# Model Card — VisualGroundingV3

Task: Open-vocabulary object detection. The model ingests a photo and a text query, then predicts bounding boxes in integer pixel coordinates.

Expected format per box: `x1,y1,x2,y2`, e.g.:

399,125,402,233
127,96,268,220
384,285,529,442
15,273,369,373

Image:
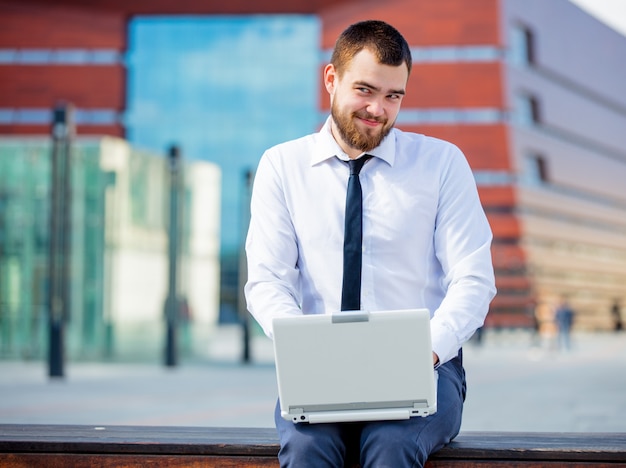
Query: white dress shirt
245,117,496,365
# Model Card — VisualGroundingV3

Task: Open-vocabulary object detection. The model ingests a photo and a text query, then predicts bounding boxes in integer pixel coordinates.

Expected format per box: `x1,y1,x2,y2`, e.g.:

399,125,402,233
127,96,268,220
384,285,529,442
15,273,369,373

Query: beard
331,100,394,153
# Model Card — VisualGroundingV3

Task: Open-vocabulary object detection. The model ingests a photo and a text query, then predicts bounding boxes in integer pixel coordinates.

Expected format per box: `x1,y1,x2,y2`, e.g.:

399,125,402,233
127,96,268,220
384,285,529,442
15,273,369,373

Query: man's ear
323,63,337,96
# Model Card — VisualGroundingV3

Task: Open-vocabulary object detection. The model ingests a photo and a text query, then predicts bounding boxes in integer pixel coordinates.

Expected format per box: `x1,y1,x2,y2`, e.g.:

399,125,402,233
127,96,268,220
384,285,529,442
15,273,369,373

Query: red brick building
2,0,625,331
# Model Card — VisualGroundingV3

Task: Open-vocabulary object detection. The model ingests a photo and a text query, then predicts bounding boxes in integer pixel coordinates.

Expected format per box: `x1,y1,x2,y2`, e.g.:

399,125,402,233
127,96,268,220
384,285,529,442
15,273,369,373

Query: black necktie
341,156,371,311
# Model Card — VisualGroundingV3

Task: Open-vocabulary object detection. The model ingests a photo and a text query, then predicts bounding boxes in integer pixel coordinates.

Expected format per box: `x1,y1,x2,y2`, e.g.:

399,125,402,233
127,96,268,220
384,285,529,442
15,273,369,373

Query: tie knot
348,156,371,176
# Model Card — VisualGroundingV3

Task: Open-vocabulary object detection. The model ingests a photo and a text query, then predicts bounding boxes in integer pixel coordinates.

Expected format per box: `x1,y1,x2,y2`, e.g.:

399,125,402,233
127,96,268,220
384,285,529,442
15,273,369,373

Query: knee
360,413,461,468
278,426,347,468
361,421,428,467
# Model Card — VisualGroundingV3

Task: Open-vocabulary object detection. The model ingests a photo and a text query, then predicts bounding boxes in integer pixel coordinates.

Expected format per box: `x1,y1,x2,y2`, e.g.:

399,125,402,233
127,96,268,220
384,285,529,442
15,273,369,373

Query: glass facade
124,15,320,322
125,15,320,255
1,140,52,358
0,138,221,361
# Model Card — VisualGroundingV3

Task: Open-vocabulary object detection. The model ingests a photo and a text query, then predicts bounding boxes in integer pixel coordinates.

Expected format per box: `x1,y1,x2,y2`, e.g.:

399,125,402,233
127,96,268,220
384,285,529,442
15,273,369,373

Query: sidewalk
1,328,625,432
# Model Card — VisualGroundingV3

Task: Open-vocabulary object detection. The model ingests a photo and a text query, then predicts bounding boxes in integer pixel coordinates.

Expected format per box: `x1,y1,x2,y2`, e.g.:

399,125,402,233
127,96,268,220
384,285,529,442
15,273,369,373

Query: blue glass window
125,16,320,253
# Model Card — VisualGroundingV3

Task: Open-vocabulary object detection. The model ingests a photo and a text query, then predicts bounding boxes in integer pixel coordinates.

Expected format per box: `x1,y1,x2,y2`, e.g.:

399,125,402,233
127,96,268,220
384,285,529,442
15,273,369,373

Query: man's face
325,48,408,158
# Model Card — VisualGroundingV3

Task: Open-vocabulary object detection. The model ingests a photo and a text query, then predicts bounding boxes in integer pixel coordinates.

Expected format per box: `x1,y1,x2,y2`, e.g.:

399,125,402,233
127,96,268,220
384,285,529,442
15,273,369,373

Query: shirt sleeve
244,151,302,338
429,146,497,364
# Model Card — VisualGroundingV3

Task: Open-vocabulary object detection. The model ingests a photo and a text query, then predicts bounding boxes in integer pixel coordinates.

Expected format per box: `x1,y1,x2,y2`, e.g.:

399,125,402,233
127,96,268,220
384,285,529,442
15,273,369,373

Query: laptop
272,308,437,424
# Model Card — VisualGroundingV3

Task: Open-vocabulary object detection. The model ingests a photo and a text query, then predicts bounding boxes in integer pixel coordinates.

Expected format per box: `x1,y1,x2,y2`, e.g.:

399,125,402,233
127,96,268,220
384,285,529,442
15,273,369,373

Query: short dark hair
330,20,412,76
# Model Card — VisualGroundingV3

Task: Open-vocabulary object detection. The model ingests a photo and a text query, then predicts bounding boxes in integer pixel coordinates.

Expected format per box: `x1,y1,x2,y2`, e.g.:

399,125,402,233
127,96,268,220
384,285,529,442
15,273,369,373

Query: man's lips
356,114,385,127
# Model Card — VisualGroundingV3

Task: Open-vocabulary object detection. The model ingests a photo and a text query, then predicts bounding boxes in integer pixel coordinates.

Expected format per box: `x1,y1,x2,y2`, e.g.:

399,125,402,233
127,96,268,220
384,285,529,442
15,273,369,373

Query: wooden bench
1,424,625,467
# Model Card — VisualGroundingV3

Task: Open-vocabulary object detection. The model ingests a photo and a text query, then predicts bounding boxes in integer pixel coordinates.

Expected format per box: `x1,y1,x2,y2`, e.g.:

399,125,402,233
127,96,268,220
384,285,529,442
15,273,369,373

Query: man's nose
366,98,384,117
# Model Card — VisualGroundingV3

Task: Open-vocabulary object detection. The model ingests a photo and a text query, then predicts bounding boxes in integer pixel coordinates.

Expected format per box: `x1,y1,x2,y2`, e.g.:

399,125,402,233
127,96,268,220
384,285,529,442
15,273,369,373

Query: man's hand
432,352,439,367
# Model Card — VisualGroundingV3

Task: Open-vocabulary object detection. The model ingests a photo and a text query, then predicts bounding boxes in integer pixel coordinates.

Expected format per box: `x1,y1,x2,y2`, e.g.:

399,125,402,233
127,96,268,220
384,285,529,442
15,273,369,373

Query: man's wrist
432,352,440,368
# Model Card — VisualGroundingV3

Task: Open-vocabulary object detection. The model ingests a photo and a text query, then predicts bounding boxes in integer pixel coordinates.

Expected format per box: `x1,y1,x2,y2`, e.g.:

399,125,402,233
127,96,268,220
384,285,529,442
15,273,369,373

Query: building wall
0,1,126,137
7,0,353,15
0,0,354,137
320,0,501,48
2,0,625,333
502,0,626,330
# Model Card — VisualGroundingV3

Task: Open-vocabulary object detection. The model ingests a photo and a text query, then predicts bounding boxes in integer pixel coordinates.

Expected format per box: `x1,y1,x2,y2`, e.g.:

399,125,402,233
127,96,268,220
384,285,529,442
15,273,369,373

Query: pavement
1,326,626,433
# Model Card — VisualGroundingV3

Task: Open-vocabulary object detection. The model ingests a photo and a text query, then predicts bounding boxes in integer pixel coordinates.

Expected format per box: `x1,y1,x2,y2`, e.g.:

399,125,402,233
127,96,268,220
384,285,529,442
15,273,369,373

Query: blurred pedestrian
526,297,540,347
612,300,622,332
554,298,574,351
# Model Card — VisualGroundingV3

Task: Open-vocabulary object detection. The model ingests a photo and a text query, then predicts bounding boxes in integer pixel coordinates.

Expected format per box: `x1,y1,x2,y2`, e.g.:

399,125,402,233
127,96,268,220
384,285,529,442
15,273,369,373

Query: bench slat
0,425,278,456
439,432,626,461
2,454,624,468
1,454,279,468
1,425,625,464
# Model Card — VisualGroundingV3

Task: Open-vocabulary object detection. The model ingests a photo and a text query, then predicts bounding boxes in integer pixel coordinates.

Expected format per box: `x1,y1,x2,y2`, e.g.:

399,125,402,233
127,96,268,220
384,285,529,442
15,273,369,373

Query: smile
359,118,381,127
356,114,385,128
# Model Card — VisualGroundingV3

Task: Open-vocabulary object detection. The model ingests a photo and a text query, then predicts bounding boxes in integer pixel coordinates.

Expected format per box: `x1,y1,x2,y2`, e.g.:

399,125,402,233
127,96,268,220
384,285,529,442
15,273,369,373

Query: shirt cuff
430,321,460,366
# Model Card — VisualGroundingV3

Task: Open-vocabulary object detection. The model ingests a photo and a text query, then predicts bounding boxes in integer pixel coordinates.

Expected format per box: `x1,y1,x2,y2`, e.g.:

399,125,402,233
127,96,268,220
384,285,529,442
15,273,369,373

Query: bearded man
245,20,496,468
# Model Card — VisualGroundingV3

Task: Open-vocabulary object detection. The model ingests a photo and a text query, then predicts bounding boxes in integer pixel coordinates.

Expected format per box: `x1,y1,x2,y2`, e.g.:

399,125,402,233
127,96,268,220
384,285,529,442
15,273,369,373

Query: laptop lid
272,308,437,424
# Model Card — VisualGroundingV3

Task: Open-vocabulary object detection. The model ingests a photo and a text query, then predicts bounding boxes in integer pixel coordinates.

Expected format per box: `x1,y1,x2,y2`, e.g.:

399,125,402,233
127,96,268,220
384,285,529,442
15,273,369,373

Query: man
555,298,575,350
245,20,496,467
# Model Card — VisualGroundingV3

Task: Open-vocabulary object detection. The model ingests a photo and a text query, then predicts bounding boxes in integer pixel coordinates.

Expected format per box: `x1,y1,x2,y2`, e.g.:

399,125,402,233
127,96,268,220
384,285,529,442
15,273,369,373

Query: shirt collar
312,116,397,167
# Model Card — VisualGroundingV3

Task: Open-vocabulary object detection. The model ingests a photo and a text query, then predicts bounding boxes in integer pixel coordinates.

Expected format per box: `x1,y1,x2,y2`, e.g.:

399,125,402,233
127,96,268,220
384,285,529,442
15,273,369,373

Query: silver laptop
272,308,437,424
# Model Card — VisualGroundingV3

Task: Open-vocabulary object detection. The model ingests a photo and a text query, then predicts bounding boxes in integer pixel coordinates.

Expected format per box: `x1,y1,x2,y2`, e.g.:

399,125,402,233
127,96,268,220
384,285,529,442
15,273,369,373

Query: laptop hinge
332,311,369,323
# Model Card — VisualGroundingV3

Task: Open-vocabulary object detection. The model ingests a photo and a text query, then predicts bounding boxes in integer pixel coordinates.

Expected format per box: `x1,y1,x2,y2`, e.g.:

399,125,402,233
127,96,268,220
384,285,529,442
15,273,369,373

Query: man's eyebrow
354,80,405,95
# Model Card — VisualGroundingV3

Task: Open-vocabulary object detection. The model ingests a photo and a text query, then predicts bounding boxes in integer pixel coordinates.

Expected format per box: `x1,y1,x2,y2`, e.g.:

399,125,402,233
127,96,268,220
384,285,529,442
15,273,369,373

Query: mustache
353,111,387,124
